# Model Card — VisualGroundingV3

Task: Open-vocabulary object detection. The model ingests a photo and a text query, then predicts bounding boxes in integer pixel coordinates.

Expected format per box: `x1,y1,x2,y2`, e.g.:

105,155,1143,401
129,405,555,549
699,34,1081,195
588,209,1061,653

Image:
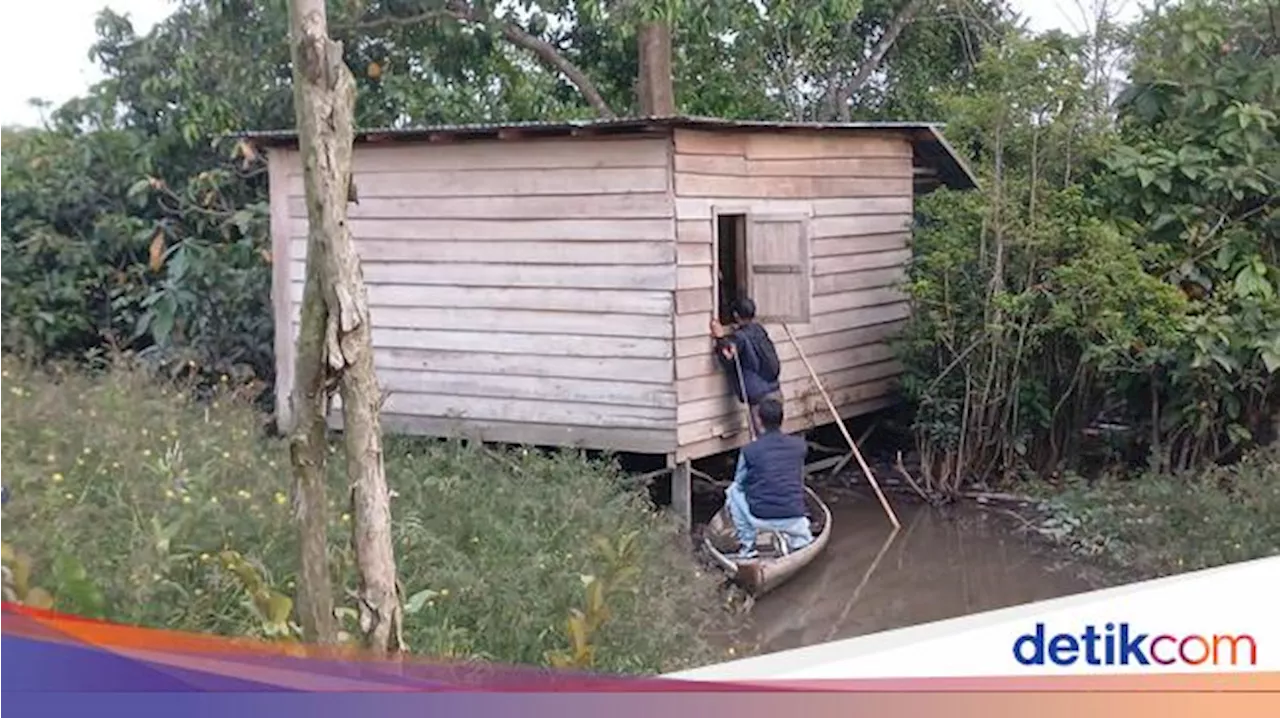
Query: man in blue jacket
710,298,782,435
724,397,813,559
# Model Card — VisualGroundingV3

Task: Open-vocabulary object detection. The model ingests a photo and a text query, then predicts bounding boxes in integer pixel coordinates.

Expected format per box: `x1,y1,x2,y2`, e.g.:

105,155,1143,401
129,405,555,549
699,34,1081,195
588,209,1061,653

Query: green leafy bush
1036,445,1280,578
0,356,726,673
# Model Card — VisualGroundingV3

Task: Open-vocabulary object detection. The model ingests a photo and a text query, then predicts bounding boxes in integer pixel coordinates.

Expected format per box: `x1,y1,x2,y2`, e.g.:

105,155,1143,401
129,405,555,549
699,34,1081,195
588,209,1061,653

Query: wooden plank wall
269,136,679,454
671,129,915,461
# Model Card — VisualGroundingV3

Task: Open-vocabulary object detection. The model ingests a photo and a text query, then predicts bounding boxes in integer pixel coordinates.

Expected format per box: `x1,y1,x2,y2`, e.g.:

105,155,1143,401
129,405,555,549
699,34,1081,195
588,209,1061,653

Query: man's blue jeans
725,454,814,552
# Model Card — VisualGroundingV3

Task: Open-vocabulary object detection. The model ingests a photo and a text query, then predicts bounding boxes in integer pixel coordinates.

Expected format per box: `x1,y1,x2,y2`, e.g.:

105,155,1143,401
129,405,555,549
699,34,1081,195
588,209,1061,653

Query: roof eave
234,115,979,192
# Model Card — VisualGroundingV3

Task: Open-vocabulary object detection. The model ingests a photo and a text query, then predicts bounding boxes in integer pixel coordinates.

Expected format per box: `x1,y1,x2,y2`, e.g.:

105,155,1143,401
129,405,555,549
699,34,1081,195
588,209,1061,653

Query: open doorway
715,213,748,323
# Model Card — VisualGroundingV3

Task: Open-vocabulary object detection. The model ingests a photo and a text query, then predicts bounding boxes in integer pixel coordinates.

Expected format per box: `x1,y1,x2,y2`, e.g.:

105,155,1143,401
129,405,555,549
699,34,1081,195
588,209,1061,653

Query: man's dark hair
757,397,784,431
732,297,757,321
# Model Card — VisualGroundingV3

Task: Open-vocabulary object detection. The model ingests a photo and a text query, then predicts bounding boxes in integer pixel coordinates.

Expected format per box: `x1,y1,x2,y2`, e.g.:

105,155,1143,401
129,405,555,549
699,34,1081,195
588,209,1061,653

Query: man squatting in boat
722,398,815,560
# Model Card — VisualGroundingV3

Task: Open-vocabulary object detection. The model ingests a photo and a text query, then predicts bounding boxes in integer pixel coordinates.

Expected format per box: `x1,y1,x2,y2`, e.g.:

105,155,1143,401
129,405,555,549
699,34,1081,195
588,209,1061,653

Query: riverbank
810,440,1280,588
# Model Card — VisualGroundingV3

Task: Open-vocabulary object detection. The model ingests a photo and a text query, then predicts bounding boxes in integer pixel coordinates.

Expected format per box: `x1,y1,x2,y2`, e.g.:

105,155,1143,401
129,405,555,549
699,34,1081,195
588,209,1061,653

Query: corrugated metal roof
235,115,978,191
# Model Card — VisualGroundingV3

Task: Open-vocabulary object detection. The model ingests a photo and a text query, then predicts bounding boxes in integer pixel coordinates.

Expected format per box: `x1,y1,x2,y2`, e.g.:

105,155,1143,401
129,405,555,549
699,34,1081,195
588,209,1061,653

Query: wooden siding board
346,393,673,430
289,284,673,316
373,348,673,385
812,233,908,258
344,413,676,455
288,239,673,265
268,148,296,430
675,196,912,220
285,193,674,220
288,306,672,339
674,174,914,198
331,137,671,173
285,325,675,359
285,167,669,197
290,218,676,242
376,368,676,409
286,261,676,291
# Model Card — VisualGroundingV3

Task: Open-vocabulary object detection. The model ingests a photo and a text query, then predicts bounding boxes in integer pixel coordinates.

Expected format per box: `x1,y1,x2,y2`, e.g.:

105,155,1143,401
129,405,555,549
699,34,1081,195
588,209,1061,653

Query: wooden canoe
701,485,832,596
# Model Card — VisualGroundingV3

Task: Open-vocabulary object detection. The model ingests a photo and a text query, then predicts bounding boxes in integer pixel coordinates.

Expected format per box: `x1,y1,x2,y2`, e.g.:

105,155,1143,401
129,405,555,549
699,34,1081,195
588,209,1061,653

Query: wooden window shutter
746,213,811,323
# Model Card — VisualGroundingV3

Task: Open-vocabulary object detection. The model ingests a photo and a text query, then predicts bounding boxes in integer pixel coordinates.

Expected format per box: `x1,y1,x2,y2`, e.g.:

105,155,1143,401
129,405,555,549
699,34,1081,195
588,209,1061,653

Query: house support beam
671,457,692,530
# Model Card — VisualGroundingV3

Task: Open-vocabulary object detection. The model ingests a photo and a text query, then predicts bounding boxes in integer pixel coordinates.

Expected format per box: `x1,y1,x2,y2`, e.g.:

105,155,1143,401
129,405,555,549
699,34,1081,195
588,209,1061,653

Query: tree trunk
287,0,404,654
636,21,675,115
287,223,337,644
834,0,926,121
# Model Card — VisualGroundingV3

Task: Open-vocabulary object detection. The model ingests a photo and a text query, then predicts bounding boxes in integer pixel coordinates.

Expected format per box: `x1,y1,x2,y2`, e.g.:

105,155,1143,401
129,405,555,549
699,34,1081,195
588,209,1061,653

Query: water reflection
745,489,1102,653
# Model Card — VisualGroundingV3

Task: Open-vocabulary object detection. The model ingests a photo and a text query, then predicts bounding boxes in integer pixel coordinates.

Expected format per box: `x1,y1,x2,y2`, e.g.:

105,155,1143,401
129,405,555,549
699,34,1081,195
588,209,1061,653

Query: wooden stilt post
781,322,901,529
671,458,692,530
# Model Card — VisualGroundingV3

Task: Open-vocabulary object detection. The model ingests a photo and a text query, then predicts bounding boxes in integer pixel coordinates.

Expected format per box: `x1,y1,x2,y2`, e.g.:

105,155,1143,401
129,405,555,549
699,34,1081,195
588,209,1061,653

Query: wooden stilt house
244,116,977,510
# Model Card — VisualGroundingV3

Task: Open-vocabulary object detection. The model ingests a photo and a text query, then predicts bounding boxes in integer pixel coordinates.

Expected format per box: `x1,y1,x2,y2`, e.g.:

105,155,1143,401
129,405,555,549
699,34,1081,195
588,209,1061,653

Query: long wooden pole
731,347,757,441
781,322,901,529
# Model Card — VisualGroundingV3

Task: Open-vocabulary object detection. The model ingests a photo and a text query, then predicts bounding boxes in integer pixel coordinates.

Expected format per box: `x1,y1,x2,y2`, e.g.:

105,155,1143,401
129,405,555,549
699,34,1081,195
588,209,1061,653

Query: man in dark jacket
724,398,813,559
710,298,782,434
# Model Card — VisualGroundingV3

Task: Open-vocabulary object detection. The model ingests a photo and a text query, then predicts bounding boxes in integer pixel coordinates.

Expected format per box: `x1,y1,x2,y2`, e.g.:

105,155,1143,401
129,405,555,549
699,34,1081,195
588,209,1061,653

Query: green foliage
0,357,724,672
1100,0,1280,468
896,2,1279,492
1036,445,1280,578
1,3,280,397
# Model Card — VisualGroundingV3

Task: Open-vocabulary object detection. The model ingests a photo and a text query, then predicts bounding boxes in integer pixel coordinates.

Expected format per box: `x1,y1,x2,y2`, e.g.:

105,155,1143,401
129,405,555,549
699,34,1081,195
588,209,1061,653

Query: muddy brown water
715,487,1108,655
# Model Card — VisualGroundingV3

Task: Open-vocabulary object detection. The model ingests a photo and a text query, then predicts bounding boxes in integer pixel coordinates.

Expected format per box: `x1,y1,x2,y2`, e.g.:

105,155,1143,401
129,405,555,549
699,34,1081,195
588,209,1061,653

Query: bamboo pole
781,322,901,529
731,348,757,441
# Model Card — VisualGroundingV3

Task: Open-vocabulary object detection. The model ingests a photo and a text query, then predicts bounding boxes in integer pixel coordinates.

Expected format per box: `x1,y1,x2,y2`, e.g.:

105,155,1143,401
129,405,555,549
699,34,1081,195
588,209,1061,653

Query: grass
0,356,730,673
1032,445,1280,579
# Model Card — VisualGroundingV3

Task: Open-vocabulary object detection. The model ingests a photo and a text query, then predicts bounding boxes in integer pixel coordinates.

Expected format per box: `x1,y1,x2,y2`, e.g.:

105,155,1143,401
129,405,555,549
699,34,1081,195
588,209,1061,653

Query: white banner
670,557,1280,680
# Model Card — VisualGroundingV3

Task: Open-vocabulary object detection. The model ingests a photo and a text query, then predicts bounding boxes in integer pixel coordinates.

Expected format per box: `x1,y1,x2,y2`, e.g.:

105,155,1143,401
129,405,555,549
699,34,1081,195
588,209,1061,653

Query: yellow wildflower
236,489,251,500
222,452,231,459
143,449,152,457
340,513,350,523
82,447,92,455
45,454,56,463
209,496,219,504
274,492,287,505
165,489,176,499
52,472,64,483
182,495,192,504
200,553,211,562
64,492,74,500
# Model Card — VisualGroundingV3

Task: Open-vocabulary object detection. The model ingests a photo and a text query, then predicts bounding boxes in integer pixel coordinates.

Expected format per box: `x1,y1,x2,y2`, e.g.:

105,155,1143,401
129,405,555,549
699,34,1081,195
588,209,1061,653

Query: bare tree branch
835,0,928,121
348,2,617,119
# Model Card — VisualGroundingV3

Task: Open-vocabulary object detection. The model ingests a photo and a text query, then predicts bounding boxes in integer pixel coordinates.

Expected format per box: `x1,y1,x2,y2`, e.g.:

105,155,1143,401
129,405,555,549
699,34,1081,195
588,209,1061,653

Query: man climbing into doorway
723,397,813,559
710,297,782,435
